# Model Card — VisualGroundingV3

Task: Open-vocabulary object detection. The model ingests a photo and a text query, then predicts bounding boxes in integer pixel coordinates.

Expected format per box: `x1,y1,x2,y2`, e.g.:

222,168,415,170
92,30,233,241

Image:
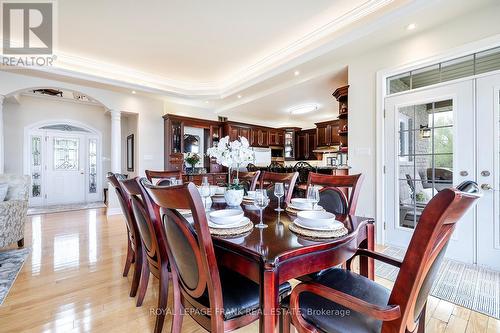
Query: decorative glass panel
54,138,79,170
89,139,97,193
398,100,453,229
31,136,42,197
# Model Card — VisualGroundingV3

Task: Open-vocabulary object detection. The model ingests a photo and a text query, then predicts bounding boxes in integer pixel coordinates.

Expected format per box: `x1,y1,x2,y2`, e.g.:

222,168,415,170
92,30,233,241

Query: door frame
375,34,500,245
23,119,103,206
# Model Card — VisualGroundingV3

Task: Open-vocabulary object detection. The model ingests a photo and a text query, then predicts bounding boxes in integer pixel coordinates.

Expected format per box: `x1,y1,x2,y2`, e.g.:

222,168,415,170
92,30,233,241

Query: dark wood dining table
209,201,375,333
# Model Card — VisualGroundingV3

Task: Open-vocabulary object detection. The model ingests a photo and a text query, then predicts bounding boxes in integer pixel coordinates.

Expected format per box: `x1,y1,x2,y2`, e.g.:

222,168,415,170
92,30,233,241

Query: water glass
274,182,284,212
307,185,320,210
200,178,211,210
254,189,269,229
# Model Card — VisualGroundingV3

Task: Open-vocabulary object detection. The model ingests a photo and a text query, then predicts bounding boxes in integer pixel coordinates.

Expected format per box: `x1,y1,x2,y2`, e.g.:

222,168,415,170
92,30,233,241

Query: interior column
0,95,5,174
110,110,121,173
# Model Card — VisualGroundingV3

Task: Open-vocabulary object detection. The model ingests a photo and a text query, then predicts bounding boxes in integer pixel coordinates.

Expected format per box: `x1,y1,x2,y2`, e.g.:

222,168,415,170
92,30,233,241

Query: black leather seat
284,268,390,333
197,267,291,320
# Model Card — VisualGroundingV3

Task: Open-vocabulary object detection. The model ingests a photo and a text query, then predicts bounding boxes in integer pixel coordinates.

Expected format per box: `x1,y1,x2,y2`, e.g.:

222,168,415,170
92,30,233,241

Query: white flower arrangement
207,136,255,189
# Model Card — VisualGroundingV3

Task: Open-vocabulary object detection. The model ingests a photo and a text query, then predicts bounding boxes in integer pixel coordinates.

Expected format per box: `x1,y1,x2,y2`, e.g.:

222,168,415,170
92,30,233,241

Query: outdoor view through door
398,100,453,229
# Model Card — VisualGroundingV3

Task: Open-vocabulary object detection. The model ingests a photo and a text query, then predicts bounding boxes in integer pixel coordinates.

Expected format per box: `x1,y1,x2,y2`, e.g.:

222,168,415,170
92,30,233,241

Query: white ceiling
48,0,394,95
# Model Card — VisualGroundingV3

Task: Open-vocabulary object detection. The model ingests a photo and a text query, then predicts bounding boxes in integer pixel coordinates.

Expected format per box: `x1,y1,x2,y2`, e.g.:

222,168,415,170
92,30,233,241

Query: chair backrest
293,161,314,184
232,170,260,191
246,163,258,172
268,161,285,173
307,173,364,216
107,173,138,246
0,174,30,201
385,184,481,333
260,171,299,204
145,170,183,185
144,181,225,330
121,177,169,278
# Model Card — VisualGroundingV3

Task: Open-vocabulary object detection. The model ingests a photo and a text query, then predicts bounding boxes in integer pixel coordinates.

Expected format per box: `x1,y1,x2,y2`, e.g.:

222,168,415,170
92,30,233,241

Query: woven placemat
209,220,254,236
285,205,325,216
289,222,348,239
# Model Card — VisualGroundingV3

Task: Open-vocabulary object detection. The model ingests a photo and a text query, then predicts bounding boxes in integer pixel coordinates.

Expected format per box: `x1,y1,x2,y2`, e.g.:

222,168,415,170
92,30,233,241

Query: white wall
4,95,111,182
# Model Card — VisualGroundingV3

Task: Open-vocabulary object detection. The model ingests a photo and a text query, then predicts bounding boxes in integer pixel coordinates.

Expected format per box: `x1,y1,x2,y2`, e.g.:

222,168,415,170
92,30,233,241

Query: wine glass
254,189,269,229
307,185,320,211
200,177,211,210
274,182,284,212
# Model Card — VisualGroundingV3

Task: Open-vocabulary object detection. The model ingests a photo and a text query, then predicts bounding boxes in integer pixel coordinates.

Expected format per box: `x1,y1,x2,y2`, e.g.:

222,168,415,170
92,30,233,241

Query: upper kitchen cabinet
223,122,252,141
296,128,318,160
250,127,269,147
315,119,340,147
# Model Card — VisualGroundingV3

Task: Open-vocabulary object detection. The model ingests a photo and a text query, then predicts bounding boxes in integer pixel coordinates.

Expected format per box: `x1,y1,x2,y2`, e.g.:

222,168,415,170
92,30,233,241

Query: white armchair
0,174,30,248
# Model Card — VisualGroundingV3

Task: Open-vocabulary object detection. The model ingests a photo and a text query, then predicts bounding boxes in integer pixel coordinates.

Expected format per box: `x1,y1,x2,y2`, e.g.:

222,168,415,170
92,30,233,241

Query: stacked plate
208,209,249,229
212,186,226,203
242,190,257,204
293,211,344,231
286,198,324,215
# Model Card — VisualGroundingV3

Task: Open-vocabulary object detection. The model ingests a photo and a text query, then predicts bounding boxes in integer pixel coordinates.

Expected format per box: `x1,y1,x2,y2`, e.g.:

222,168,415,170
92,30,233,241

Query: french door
476,74,500,269
385,74,500,270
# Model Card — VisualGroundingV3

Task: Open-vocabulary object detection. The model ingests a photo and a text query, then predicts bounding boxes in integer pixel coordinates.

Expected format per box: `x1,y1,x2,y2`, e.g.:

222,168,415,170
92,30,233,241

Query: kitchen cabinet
295,129,317,160
315,120,340,147
250,127,269,147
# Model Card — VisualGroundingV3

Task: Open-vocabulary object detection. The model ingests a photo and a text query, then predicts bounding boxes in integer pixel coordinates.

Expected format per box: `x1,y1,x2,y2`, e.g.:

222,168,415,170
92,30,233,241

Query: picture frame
127,134,134,171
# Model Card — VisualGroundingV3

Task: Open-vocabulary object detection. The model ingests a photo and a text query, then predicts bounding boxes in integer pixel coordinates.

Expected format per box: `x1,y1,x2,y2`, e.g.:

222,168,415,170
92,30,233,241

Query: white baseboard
106,207,123,216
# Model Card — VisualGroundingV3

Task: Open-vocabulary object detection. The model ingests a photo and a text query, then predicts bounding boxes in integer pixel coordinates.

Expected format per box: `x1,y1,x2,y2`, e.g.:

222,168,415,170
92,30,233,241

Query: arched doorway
24,119,103,207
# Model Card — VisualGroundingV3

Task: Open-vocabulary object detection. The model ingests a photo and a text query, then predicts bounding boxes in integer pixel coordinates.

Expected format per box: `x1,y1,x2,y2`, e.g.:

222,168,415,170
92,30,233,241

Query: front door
45,133,86,205
384,80,475,263
476,73,500,270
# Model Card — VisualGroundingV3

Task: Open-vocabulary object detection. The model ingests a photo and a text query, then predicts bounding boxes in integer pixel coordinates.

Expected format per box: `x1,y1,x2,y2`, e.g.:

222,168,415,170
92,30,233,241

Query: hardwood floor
0,209,498,332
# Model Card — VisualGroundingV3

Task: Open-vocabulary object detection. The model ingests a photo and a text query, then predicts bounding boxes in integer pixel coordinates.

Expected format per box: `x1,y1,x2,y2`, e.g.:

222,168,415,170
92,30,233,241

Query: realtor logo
2,2,53,55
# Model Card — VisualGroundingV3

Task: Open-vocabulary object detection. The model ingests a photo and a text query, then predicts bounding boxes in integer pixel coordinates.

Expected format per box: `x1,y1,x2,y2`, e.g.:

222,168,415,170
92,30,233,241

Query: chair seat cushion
198,268,291,320
287,268,390,333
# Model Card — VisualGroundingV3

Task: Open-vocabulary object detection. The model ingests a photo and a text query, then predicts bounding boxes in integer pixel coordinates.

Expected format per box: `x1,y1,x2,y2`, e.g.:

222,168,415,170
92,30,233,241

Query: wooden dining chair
284,182,481,333
106,173,142,298
145,170,183,185
231,170,260,191
307,173,364,216
259,171,299,204
121,178,171,333
144,181,291,333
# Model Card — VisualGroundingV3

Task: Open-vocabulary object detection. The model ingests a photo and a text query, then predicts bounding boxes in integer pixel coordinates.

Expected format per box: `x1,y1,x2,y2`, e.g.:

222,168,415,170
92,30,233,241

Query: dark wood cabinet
295,129,318,160
315,120,340,147
163,114,221,171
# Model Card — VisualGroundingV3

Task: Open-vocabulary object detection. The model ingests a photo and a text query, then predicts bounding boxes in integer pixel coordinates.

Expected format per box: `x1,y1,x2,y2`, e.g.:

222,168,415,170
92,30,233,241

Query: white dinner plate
293,218,344,232
208,217,250,229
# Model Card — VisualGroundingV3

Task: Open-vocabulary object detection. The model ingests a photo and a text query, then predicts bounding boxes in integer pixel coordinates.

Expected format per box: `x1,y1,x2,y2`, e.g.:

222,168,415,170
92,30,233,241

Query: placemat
210,220,254,236
289,222,348,239
285,205,325,216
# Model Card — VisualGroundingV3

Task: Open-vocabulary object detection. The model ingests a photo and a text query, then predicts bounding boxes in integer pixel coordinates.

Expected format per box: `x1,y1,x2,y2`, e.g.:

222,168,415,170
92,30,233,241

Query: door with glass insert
385,80,475,263
476,73,500,270
46,133,86,205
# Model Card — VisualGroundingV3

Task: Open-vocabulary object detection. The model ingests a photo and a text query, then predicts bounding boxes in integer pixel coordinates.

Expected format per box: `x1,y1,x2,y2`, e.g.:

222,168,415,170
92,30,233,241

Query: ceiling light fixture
294,70,300,76
287,103,320,115
406,23,416,31
131,90,136,94
237,94,242,99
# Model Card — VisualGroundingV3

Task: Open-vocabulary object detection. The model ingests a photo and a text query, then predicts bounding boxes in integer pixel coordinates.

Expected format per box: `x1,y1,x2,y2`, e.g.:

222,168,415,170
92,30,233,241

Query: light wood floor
0,209,498,332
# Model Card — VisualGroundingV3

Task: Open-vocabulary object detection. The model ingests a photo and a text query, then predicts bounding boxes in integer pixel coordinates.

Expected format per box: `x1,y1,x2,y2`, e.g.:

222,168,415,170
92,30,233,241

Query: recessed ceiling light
237,94,242,99
287,103,320,115
205,101,210,104
131,90,136,94
294,70,300,76
407,23,416,31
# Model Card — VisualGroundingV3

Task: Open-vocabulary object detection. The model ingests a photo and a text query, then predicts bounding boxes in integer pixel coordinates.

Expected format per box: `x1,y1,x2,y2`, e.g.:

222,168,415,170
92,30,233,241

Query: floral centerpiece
207,136,255,206
184,152,201,173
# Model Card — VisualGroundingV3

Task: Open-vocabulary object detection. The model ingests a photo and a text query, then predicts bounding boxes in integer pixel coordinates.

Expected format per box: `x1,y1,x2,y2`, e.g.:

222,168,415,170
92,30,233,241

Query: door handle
481,183,494,191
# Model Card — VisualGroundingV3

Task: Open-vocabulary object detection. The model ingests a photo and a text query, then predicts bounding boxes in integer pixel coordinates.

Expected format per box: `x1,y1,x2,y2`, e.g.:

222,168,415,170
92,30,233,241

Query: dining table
209,200,375,333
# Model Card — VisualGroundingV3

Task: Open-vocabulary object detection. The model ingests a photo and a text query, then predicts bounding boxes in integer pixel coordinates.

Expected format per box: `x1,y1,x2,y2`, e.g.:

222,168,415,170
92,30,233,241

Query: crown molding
0,0,397,99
